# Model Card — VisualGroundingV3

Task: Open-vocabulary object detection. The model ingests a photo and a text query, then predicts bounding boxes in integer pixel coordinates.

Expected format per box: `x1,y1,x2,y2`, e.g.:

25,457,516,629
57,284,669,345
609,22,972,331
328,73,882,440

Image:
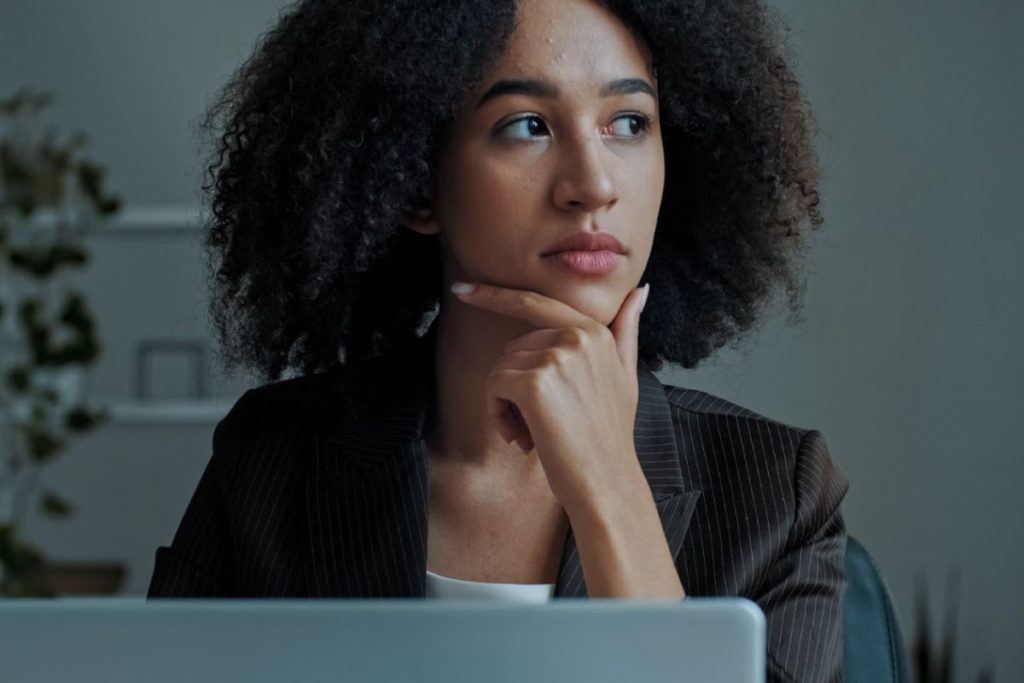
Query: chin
551,286,626,325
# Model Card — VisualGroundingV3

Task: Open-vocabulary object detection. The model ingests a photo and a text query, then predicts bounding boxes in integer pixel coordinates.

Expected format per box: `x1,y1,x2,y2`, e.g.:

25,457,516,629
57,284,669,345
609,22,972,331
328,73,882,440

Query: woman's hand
450,280,650,516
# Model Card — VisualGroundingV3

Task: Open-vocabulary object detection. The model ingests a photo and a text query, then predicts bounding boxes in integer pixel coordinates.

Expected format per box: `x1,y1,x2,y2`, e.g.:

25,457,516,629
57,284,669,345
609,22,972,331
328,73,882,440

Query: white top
425,569,555,602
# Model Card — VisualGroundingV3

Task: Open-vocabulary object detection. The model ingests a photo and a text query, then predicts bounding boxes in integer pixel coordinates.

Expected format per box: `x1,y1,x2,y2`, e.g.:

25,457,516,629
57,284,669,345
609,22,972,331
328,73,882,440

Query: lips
546,250,622,275
542,231,627,256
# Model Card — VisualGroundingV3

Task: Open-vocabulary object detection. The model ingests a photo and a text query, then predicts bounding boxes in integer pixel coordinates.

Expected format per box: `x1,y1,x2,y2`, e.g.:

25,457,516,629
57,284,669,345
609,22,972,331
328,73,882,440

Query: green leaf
5,365,31,393
18,421,64,463
0,522,46,572
8,244,87,279
64,404,111,432
0,522,55,597
40,490,74,517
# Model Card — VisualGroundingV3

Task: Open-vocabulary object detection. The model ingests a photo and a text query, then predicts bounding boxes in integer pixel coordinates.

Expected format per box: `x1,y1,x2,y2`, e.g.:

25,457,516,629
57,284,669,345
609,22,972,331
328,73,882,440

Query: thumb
609,282,649,370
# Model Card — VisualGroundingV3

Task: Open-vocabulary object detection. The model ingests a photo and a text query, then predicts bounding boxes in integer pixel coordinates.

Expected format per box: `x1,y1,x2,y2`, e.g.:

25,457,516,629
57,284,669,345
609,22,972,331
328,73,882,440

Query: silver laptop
0,597,765,682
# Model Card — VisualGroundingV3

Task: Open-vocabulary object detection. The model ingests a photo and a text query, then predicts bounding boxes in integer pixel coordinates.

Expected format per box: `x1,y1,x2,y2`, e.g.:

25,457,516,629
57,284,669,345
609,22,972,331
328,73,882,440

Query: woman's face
410,0,664,326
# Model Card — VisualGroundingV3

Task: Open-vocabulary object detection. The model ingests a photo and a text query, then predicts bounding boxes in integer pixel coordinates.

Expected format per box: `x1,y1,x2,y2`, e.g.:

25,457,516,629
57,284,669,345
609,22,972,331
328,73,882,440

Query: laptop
0,597,765,682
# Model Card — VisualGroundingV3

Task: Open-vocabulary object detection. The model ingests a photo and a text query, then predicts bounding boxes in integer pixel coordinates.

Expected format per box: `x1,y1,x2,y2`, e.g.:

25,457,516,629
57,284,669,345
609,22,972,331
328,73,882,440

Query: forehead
486,0,655,86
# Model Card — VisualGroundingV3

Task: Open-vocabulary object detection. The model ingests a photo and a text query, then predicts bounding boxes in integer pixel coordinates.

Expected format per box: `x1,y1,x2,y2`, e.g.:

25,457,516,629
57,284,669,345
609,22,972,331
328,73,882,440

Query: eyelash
496,112,655,141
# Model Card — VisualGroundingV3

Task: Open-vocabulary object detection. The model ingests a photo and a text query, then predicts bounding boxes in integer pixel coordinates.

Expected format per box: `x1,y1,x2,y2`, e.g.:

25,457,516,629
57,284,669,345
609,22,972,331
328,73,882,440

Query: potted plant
912,567,995,683
0,87,120,597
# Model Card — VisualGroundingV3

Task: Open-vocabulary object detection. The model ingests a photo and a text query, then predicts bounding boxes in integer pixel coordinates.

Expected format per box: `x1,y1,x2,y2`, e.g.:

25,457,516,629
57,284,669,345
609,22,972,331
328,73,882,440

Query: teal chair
844,536,910,682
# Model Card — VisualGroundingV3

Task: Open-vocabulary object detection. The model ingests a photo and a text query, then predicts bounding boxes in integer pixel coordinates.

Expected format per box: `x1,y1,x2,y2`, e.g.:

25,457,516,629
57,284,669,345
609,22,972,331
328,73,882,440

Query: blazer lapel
306,326,702,598
306,366,431,598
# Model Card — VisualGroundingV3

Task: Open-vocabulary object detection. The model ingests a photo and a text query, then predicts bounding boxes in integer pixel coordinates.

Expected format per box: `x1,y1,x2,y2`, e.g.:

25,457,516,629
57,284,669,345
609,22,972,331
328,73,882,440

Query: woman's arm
756,429,850,683
146,397,249,599
146,453,233,598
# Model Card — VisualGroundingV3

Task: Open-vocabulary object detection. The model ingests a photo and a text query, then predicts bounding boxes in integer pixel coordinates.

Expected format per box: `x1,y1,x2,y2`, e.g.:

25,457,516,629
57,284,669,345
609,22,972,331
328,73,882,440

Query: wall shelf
8,206,206,235
100,399,234,426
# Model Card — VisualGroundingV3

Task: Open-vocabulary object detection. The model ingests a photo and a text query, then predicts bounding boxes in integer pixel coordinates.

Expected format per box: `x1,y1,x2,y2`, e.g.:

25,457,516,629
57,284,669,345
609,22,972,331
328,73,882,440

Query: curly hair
199,0,823,398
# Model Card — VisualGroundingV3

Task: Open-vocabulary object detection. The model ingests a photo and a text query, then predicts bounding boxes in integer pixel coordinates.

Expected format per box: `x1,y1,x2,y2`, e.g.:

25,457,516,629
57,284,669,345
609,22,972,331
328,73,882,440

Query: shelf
5,206,206,234
101,399,234,426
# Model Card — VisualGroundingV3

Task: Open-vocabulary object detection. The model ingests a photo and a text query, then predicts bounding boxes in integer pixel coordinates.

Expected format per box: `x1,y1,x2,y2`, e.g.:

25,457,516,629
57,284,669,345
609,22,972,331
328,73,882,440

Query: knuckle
513,291,535,308
568,327,588,348
524,371,545,398
485,368,505,391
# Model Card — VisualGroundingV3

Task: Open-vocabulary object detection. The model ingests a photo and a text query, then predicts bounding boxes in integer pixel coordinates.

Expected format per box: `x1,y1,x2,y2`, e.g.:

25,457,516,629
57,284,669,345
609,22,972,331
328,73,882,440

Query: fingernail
451,282,477,295
640,283,651,311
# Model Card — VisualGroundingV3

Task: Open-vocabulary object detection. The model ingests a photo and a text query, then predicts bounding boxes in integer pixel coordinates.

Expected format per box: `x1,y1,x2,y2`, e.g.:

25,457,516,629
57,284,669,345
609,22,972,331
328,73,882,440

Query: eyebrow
475,77,656,109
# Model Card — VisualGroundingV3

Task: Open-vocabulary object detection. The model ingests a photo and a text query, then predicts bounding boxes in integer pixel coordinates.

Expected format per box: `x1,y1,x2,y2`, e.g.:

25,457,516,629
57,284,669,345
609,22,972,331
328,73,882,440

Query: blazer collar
305,322,702,598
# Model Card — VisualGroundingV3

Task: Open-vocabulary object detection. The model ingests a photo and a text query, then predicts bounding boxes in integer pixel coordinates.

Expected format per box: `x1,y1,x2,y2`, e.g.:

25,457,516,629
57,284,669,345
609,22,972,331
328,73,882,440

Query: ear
403,199,441,236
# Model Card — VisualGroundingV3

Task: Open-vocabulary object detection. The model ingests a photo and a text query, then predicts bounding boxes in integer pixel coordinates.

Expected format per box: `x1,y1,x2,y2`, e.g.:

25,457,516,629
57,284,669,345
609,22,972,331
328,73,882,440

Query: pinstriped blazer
147,324,850,683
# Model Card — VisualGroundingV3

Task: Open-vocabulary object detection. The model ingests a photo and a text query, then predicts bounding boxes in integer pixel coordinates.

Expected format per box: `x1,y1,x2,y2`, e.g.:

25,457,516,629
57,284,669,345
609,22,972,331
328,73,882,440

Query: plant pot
27,560,126,596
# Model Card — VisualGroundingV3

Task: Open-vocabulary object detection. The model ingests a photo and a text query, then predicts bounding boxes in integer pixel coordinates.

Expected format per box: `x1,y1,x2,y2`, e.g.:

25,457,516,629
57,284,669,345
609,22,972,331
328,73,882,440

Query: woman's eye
607,113,652,137
497,115,550,140
496,113,652,141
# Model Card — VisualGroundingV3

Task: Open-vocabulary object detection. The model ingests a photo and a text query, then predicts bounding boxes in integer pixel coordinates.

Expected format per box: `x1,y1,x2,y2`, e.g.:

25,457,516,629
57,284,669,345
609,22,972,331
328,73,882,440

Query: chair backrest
843,535,909,682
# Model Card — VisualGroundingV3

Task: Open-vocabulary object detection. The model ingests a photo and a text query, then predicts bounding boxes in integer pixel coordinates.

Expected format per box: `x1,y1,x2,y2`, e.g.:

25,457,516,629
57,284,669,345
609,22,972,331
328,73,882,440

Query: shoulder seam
664,385,808,434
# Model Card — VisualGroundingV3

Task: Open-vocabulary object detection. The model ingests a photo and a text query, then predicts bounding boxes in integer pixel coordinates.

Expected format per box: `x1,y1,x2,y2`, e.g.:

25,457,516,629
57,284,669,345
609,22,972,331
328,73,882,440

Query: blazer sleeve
756,428,850,683
146,393,251,599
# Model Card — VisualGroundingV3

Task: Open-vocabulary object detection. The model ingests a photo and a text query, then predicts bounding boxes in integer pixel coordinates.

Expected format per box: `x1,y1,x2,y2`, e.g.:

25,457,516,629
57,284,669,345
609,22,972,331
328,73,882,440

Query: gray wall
2,0,1021,680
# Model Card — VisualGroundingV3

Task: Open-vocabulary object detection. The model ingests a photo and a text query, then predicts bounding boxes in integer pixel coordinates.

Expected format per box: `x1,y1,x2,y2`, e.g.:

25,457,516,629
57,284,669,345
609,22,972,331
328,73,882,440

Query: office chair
844,535,910,682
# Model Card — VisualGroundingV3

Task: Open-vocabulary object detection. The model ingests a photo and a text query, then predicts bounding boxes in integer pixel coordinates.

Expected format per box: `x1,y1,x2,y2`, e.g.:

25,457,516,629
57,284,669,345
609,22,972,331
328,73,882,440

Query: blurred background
0,0,1020,680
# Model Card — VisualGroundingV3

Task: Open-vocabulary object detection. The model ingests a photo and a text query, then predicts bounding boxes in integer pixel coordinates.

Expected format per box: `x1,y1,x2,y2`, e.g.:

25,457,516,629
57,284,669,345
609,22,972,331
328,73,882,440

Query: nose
552,132,619,213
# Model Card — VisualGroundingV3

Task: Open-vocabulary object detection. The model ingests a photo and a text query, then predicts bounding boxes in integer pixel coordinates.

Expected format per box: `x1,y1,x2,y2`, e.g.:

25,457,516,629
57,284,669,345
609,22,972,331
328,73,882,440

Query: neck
423,290,547,480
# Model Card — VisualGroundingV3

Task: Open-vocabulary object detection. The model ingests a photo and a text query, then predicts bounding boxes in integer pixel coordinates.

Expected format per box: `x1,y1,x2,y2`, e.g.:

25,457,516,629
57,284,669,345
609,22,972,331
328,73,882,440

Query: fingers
452,281,596,331
508,403,534,453
485,366,536,454
490,397,522,444
609,284,648,370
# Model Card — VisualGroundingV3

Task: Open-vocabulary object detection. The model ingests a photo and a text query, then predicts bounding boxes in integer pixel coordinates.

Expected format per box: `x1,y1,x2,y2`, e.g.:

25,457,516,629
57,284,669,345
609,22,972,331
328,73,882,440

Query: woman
149,0,849,680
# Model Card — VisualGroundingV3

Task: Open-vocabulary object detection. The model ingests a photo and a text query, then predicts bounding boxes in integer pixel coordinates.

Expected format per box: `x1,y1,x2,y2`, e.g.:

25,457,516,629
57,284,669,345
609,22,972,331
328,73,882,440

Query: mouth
541,230,627,256
543,250,623,276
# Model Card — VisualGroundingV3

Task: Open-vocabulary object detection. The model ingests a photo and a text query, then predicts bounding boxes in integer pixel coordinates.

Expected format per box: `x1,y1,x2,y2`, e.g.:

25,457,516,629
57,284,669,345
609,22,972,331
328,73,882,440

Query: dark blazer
148,326,850,683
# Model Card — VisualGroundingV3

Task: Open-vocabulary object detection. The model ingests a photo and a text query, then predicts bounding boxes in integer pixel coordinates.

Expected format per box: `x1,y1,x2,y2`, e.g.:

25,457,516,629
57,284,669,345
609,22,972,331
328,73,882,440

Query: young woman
149,0,849,680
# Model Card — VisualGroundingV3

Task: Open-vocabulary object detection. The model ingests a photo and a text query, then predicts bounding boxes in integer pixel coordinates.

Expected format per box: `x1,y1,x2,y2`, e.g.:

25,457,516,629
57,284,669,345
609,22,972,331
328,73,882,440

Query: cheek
641,148,666,206
437,150,541,260
622,158,664,272
444,144,534,211
637,156,665,229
